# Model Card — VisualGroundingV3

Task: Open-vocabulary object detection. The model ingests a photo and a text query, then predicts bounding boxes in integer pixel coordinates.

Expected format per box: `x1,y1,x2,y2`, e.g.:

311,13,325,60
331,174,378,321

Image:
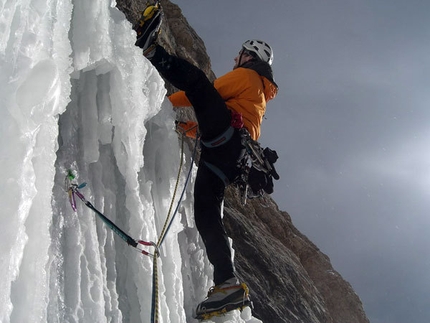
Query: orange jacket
168,67,278,140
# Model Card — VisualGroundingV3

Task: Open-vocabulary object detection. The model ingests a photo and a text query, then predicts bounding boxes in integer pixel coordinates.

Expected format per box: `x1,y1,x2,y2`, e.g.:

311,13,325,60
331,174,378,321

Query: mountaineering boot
195,277,253,320
133,3,163,56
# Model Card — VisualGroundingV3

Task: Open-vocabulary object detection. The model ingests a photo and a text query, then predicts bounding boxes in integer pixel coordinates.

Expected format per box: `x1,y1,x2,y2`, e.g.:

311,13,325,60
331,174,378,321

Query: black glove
248,167,274,195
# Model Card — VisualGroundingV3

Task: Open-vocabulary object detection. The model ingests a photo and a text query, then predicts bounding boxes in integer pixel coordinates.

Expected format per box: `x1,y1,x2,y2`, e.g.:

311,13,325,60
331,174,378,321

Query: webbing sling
200,126,235,185
200,126,234,148
203,161,230,186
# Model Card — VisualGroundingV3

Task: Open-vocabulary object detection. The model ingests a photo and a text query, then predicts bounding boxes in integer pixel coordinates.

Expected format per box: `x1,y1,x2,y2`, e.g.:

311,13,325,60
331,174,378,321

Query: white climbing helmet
242,39,274,65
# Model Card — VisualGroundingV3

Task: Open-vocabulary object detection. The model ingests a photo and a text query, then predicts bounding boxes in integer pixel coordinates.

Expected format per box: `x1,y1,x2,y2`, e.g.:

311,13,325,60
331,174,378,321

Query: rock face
116,1,370,322
224,188,369,323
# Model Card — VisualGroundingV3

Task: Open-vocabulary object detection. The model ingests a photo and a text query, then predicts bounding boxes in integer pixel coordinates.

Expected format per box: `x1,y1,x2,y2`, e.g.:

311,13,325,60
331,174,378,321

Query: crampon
195,281,253,321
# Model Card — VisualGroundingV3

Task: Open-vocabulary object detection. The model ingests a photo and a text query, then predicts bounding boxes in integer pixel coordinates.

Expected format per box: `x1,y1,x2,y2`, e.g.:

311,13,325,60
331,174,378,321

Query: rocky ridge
116,1,370,322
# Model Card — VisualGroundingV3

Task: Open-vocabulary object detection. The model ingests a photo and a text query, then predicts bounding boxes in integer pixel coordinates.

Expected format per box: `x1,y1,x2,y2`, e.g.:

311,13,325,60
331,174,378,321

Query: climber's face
233,49,253,69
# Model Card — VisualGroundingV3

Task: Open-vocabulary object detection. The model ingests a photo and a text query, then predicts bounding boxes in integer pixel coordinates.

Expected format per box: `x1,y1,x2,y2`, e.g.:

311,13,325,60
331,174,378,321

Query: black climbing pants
150,45,243,285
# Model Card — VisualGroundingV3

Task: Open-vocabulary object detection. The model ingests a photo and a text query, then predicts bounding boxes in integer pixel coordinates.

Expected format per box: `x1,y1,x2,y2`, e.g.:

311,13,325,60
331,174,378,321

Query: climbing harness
65,131,198,323
182,110,280,205
196,120,280,205
178,110,280,205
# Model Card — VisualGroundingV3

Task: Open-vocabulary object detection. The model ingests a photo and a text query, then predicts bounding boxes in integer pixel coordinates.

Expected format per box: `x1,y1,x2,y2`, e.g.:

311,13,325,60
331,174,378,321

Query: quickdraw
65,171,159,257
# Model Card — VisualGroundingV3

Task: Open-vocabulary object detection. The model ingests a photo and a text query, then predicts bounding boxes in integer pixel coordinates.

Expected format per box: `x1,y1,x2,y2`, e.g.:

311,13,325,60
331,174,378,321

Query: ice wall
0,0,261,322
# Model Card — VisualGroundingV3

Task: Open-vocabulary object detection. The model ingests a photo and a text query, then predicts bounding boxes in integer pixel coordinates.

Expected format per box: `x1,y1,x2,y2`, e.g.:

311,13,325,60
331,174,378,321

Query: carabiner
135,240,160,257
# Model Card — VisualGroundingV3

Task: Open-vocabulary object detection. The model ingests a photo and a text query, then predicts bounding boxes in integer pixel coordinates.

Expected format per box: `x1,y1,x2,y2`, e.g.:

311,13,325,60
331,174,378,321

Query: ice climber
133,3,278,319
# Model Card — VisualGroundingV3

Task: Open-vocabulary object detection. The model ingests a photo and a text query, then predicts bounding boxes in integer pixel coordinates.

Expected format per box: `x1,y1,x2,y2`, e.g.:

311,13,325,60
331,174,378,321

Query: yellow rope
151,134,186,323
156,134,185,248
152,252,160,323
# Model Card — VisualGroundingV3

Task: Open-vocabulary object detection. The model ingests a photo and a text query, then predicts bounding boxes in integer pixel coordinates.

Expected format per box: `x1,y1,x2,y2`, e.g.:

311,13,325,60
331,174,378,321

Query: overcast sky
172,1,430,322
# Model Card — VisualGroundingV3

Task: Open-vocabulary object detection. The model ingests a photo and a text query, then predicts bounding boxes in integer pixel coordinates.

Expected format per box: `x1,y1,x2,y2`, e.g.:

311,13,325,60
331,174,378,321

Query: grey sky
172,1,430,322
